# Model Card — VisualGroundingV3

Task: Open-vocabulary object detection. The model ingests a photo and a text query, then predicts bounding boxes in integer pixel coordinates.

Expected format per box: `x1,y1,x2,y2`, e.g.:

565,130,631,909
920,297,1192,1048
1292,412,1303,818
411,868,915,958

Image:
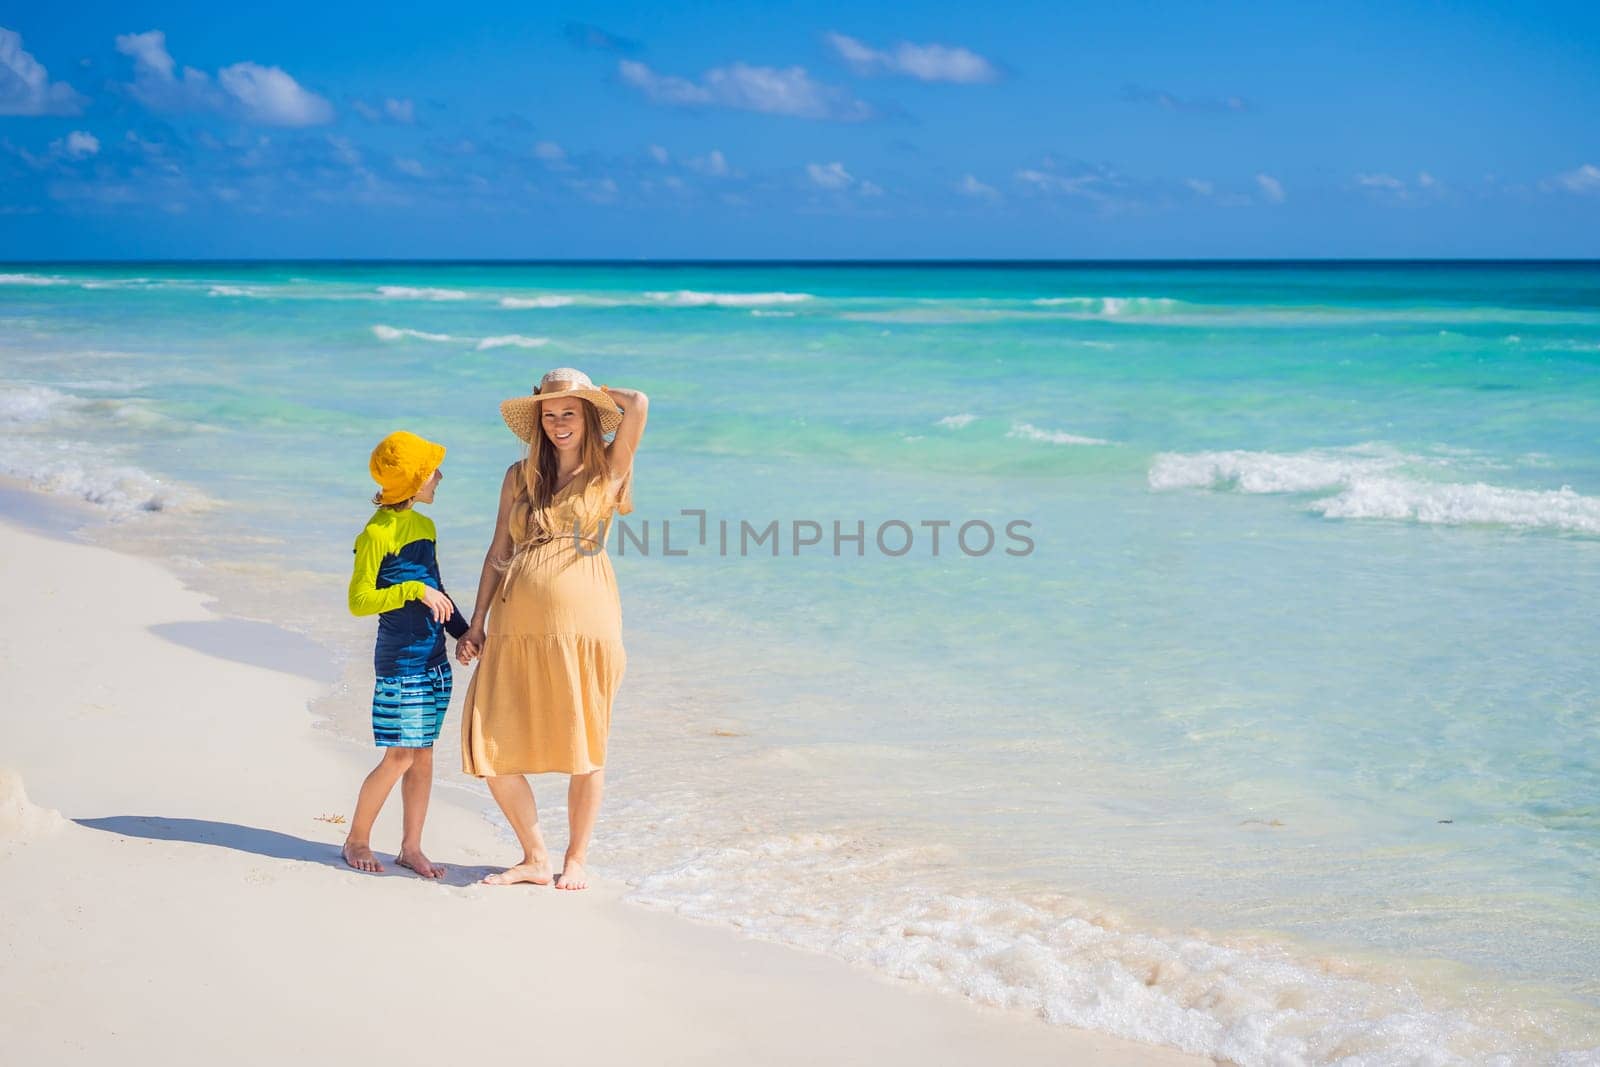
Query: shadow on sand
148,620,341,684
76,815,499,886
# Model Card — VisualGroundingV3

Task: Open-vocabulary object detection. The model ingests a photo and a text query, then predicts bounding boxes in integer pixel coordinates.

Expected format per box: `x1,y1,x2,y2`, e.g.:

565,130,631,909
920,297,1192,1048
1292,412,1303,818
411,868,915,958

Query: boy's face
412,468,442,504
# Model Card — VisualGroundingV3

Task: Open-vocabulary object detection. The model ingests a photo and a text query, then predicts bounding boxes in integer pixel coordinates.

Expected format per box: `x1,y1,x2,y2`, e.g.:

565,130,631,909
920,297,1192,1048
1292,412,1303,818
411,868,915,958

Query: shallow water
3,261,1598,1062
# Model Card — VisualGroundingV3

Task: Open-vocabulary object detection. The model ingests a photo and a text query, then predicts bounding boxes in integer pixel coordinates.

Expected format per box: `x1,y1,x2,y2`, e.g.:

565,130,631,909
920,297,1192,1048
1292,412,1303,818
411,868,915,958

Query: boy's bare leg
556,769,604,891
343,747,416,872
481,774,553,885
395,747,445,879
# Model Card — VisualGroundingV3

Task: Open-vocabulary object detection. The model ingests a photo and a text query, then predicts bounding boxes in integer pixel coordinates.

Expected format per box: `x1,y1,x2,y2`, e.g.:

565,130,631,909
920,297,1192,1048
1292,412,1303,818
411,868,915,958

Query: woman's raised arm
601,385,649,480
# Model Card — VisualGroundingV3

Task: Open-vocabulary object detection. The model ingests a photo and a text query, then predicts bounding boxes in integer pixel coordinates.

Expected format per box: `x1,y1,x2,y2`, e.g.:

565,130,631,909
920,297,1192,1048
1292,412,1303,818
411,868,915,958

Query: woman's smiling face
540,397,585,452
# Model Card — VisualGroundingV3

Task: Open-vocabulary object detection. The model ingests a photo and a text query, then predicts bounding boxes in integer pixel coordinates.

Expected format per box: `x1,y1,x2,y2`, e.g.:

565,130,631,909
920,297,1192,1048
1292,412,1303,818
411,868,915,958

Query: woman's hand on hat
419,586,455,625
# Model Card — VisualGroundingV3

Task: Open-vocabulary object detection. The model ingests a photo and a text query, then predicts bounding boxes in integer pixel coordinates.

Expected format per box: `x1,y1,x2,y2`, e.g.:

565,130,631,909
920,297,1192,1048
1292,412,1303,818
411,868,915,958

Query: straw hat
499,368,623,441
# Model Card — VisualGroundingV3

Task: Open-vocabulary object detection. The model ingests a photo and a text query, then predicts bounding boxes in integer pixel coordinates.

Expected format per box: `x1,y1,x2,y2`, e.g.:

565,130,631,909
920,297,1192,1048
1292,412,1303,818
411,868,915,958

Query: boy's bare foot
554,857,589,891
342,840,383,873
396,848,446,879
482,857,553,886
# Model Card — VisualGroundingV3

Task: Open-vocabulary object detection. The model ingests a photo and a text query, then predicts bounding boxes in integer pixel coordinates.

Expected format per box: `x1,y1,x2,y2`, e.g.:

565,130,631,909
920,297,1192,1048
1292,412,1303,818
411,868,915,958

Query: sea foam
1033,295,1180,316
499,295,579,308
371,324,457,343
620,825,1569,1065
375,285,471,301
1008,422,1109,446
1149,447,1600,535
644,290,815,307
475,334,550,350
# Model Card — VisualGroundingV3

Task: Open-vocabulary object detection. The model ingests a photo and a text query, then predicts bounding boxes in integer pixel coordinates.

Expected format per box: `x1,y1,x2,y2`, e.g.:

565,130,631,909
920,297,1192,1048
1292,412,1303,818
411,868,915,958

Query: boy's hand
456,624,485,665
419,586,455,624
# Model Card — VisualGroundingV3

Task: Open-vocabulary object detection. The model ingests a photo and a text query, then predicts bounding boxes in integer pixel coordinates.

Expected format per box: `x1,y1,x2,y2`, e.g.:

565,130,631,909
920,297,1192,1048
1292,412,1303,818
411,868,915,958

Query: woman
456,367,648,890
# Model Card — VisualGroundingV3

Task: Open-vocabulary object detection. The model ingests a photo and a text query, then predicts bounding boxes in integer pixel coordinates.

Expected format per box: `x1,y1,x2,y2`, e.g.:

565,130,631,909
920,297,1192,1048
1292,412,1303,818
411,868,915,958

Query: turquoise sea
2,262,1598,1063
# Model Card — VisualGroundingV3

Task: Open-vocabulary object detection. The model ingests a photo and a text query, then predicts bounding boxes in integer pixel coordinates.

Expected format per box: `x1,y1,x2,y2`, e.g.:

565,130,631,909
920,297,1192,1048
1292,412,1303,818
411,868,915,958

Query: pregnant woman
456,368,648,890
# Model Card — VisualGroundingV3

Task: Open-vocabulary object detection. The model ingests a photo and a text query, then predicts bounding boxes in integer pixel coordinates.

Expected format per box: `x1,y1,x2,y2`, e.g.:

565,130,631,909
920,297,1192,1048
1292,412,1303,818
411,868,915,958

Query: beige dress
461,473,626,776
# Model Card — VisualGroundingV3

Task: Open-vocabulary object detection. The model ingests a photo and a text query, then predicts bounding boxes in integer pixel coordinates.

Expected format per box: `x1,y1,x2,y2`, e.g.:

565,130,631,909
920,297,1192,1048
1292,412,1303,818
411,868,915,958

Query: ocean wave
0,438,205,516
371,324,457,343
1148,447,1408,494
750,309,797,317
206,285,251,297
0,272,71,286
1033,296,1181,315
1149,447,1600,534
1313,479,1600,535
475,334,550,350
644,290,815,308
0,384,80,426
499,295,579,309
625,828,1567,1064
1008,422,1110,446
374,285,471,301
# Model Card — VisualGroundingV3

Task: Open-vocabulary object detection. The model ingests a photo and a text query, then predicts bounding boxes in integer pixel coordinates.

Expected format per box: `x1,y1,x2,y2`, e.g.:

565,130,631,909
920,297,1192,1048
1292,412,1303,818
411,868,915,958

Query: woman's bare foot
342,840,383,873
396,848,446,879
482,855,552,886
555,856,589,891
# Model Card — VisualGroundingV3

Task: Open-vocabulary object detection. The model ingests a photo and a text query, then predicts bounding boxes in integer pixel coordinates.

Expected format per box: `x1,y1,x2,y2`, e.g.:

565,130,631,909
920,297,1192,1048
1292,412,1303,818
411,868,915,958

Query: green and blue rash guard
349,507,468,676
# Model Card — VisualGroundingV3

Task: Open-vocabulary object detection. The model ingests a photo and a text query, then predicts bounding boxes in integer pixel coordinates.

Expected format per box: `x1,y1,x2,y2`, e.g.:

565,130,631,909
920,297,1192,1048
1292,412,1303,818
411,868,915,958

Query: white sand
0,516,1209,1066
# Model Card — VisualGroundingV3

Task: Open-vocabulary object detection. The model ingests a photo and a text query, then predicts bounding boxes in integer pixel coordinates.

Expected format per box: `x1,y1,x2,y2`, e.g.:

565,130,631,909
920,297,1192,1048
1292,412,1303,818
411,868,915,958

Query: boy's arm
441,589,470,638
348,530,424,616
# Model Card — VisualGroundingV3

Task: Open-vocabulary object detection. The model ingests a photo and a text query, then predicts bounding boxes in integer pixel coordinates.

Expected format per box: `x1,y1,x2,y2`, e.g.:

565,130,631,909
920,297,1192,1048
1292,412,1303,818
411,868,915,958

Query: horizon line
5,257,1600,267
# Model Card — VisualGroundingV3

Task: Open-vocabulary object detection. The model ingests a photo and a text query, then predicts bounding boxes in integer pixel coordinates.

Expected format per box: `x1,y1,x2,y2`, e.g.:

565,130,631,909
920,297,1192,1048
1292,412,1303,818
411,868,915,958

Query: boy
342,430,468,877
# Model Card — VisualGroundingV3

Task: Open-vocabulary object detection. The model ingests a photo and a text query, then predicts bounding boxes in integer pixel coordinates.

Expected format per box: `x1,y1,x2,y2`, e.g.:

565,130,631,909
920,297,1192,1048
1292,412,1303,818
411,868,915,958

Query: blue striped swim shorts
371,662,452,747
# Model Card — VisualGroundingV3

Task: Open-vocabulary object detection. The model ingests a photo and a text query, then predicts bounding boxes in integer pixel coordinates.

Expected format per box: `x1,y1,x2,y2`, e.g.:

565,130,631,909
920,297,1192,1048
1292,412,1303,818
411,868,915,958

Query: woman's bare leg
557,769,604,890
481,774,553,885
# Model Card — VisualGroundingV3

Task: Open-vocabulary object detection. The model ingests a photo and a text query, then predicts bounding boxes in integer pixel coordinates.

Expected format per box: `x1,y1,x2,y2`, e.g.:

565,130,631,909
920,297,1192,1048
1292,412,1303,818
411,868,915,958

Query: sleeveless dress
460,471,627,776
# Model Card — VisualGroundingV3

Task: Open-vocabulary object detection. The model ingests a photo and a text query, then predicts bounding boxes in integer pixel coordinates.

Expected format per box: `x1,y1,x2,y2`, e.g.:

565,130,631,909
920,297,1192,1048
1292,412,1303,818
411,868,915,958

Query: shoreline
0,497,1208,1066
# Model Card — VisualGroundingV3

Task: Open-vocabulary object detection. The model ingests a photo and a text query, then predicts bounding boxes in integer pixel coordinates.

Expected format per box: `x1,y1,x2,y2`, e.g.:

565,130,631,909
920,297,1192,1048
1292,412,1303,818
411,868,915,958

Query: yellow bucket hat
369,430,446,505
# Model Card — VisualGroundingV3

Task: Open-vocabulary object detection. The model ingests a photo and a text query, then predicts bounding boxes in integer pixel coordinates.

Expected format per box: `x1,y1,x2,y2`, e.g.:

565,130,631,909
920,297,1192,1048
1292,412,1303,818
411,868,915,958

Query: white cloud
354,97,416,124
217,62,334,126
393,156,426,178
1255,172,1286,203
1355,172,1405,191
648,144,670,165
804,161,881,197
825,32,998,83
55,130,100,158
1016,168,1108,200
567,176,619,203
1121,84,1250,114
807,161,853,189
0,27,87,115
619,59,872,121
956,174,1000,200
1547,163,1600,194
326,134,361,167
687,149,729,176
1416,171,1438,189
1185,177,1214,197
116,30,221,111
532,140,574,171
115,30,332,126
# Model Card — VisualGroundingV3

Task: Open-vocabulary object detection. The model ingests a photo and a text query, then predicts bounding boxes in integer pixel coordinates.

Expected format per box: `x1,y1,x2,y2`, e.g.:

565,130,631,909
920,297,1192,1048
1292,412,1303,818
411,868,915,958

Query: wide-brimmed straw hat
499,368,623,441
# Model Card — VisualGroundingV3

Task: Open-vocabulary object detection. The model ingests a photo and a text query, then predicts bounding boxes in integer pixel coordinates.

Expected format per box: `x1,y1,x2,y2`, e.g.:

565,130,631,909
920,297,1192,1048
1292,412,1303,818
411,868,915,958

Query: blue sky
2,1,1598,258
